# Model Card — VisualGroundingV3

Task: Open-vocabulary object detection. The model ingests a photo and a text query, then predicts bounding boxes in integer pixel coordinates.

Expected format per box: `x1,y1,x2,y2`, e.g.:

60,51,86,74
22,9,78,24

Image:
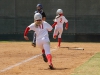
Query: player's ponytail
53,15,60,22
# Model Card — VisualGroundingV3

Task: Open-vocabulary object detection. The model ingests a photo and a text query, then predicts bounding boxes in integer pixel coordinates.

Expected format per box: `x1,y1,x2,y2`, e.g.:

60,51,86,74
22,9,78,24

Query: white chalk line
0,48,58,73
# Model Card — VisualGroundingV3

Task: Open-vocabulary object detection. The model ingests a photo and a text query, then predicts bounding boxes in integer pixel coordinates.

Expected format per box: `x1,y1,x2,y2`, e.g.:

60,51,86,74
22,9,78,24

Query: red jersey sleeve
65,22,68,28
52,22,57,28
24,27,30,36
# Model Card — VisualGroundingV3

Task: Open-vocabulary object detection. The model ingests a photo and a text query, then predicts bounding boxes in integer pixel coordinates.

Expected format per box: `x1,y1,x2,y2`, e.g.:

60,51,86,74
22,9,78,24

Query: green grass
0,41,27,42
71,52,100,75
0,41,9,42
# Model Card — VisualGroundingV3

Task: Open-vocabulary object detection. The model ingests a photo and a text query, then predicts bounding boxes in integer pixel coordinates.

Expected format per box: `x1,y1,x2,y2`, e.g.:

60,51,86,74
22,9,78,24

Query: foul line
0,48,58,73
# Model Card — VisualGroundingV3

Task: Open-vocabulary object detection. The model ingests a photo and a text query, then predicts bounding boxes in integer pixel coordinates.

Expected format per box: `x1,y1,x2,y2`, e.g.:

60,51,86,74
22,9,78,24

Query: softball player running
32,4,46,47
24,13,54,69
52,9,68,47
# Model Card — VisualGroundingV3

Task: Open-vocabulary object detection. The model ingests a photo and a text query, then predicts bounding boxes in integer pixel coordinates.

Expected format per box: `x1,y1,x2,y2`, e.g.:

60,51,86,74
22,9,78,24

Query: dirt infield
0,42,100,75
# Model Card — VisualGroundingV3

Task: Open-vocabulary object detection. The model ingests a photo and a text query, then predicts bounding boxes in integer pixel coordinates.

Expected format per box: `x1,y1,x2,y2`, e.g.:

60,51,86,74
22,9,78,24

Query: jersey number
60,18,62,23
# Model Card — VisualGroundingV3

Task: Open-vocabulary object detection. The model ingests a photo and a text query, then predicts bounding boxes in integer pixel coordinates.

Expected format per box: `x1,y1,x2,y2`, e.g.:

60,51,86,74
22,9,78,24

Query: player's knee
58,35,61,38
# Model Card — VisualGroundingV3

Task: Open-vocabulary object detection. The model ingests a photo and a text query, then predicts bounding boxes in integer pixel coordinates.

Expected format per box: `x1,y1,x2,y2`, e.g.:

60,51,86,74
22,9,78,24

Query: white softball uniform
54,16,68,38
28,21,52,55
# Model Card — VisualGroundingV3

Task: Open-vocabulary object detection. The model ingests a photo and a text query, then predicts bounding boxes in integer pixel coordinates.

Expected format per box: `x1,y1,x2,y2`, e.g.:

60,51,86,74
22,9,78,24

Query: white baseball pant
36,37,51,55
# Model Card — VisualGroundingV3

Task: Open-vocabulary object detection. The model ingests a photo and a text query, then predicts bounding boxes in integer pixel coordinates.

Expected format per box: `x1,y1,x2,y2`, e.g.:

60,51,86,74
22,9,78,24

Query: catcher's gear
36,4,43,9
32,32,36,47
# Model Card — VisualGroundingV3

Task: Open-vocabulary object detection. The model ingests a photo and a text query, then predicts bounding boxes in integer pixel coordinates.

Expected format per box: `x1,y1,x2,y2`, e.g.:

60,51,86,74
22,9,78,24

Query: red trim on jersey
52,22,57,28
65,22,68,28
42,24,43,29
24,27,30,36
39,24,43,29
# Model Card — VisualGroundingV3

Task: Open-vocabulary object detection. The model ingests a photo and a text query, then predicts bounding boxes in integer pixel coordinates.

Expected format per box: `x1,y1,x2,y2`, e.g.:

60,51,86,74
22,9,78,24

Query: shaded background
0,0,100,42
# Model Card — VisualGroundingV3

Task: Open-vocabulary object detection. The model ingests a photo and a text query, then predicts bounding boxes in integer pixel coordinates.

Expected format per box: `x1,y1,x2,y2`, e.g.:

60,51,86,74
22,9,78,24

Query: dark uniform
34,10,46,18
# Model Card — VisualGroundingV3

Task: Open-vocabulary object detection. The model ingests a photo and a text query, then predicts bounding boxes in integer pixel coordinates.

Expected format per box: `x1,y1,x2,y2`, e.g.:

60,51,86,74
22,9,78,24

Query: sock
42,49,45,54
58,38,62,46
46,54,52,65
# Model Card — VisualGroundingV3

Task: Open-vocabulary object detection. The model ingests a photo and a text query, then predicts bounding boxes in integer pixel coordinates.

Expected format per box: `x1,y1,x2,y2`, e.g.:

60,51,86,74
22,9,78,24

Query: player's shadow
60,46,84,50
40,67,69,70
60,46,78,48
60,47,69,48
52,67,69,70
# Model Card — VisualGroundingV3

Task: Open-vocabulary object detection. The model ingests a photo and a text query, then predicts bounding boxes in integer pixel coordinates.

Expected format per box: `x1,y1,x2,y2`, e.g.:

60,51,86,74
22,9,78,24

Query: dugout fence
0,0,100,42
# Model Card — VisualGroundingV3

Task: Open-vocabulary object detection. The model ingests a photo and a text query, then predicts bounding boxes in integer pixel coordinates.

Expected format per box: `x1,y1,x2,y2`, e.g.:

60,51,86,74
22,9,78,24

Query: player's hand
65,27,68,30
24,36,29,40
53,36,56,39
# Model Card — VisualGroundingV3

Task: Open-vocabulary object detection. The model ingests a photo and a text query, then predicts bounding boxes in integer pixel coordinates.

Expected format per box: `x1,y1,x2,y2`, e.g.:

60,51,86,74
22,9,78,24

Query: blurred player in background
52,9,68,47
32,4,46,47
24,13,54,69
